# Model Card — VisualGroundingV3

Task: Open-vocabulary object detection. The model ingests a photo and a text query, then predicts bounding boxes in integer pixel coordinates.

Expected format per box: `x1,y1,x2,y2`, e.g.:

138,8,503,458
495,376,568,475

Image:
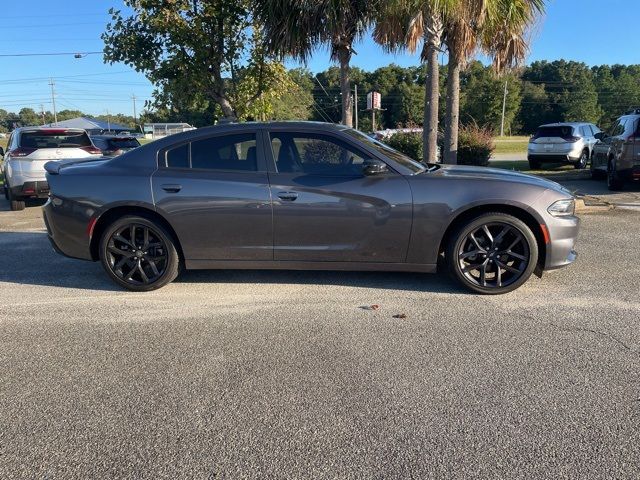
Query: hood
433,164,572,195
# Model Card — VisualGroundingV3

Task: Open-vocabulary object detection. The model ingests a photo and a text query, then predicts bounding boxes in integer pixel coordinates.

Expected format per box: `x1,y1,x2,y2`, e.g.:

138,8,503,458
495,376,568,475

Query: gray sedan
43,122,579,294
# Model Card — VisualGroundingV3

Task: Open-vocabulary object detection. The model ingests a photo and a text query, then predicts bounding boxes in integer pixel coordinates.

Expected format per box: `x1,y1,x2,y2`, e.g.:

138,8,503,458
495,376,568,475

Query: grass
492,135,529,155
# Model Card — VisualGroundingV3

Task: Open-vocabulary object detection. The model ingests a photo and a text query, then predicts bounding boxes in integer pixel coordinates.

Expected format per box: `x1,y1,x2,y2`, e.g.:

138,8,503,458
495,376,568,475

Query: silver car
528,122,601,170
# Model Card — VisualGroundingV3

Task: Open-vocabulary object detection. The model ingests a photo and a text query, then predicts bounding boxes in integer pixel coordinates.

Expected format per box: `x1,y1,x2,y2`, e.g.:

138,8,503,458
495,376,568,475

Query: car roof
538,122,592,128
16,127,87,133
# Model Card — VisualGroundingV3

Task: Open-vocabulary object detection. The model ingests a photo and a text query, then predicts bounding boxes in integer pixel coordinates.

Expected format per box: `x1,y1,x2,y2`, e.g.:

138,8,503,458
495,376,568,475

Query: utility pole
49,78,58,125
40,104,46,125
500,79,508,137
106,110,111,131
354,85,358,130
131,94,137,125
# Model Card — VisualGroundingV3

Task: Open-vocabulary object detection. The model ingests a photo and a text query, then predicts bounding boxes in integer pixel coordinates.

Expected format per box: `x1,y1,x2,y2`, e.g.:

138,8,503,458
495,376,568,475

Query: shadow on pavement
0,230,466,294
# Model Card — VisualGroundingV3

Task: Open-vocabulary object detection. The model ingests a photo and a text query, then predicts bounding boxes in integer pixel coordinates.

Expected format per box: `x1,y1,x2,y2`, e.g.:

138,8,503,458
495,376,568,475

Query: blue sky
0,0,636,116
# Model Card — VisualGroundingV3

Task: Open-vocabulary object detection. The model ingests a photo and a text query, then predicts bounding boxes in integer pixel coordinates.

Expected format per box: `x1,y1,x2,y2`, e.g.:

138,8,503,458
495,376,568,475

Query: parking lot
1,197,639,478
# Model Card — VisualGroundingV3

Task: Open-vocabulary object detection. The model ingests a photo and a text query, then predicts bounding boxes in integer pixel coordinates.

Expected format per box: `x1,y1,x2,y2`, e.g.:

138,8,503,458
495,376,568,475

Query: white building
143,123,195,139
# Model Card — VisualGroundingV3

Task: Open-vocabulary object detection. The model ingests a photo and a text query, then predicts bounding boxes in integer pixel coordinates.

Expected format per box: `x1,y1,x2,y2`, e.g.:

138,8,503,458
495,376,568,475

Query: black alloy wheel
99,216,180,291
447,213,538,294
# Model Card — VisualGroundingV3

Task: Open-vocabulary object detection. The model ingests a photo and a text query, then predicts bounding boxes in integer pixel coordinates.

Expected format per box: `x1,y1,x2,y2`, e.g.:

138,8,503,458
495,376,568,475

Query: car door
151,130,273,261
265,129,413,263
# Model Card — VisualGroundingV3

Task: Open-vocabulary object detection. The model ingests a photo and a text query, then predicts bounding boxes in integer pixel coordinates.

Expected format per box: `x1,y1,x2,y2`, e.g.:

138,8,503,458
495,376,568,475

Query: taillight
9,147,36,157
81,146,102,155
563,136,580,143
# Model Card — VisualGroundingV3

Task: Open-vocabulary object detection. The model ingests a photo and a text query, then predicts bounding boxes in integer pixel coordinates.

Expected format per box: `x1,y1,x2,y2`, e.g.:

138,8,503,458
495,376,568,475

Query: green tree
103,0,289,122
18,108,40,126
254,0,371,127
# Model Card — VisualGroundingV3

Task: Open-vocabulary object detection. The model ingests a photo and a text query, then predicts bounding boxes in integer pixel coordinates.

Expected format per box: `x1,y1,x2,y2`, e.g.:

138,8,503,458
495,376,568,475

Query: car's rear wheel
575,149,588,169
99,215,180,291
446,213,538,295
6,185,25,211
528,159,541,170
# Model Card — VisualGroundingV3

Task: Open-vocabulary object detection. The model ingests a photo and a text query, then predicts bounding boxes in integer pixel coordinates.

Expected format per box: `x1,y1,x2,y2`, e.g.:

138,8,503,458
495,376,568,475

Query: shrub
385,131,423,162
456,124,494,166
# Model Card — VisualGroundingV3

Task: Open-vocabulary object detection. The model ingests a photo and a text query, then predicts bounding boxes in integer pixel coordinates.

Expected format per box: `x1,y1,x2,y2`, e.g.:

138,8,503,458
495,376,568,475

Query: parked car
90,135,141,157
527,122,601,170
591,110,640,190
2,127,102,211
43,122,579,294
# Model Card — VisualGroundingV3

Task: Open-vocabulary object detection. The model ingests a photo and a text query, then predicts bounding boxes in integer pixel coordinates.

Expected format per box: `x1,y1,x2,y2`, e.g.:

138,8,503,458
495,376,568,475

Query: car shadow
560,178,640,198
0,231,466,294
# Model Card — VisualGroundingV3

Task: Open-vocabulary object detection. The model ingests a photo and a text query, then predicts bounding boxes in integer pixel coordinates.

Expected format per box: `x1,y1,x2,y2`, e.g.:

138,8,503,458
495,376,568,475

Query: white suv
527,122,601,170
1,127,102,210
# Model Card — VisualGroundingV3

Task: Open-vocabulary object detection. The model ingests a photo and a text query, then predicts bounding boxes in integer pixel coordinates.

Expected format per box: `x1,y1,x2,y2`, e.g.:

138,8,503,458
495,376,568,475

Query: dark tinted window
166,143,189,168
610,118,627,137
108,138,140,149
271,132,370,175
20,130,92,148
191,133,257,171
93,139,109,150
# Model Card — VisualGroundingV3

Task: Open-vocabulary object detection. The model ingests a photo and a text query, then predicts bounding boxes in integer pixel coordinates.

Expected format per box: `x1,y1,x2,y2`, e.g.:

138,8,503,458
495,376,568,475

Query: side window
579,126,588,137
165,143,189,168
270,132,370,176
610,119,626,137
191,133,257,171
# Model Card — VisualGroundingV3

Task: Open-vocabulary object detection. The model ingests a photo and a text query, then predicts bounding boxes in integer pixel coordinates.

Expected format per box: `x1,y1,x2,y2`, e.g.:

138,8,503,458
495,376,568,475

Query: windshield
343,129,426,174
20,130,92,148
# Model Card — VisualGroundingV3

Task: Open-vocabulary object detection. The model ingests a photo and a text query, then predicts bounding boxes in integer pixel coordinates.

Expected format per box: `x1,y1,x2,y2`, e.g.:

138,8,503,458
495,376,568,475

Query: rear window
20,130,92,149
107,138,140,149
533,126,574,139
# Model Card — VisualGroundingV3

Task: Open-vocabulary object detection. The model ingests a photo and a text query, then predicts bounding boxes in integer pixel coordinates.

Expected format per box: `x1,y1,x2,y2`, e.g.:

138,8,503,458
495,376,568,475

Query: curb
575,198,614,214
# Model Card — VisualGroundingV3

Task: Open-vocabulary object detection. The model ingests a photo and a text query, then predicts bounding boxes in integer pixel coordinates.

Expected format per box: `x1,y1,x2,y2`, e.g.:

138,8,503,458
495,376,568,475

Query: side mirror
594,132,605,141
0,147,4,157
363,159,388,176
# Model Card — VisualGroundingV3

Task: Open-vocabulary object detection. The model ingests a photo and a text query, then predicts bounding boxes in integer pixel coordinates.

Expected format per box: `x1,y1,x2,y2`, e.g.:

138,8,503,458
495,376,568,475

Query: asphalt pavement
0,197,639,479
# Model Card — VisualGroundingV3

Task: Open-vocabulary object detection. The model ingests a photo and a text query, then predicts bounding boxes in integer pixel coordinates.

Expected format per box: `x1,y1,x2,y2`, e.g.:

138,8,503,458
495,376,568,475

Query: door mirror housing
363,159,388,176
0,147,4,157
594,132,606,141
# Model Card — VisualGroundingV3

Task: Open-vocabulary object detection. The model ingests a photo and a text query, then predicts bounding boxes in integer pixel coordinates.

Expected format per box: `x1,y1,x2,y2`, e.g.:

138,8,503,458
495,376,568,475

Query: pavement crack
550,323,636,354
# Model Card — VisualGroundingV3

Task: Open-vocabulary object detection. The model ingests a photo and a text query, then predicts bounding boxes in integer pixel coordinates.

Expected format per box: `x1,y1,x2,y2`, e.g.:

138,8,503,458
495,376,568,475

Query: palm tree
442,0,545,164
374,0,456,162
254,0,370,127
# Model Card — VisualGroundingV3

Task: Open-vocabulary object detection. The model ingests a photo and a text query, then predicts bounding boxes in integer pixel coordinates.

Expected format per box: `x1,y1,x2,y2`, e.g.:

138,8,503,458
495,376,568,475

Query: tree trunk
444,60,460,165
423,41,440,163
337,48,353,127
217,95,237,121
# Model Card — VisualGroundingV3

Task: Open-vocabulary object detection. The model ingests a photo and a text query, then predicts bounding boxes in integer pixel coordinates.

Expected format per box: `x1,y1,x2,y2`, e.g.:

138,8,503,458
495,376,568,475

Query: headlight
548,199,575,217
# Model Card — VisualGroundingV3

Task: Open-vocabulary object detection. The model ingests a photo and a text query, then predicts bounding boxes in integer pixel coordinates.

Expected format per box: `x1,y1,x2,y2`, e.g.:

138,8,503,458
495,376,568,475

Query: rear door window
19,130,92,149
165,143,189,168
190,133,257,171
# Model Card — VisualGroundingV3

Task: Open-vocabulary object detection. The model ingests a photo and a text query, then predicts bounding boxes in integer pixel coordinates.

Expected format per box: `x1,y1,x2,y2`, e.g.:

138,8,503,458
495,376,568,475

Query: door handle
277,191,298,201
161,184,182,193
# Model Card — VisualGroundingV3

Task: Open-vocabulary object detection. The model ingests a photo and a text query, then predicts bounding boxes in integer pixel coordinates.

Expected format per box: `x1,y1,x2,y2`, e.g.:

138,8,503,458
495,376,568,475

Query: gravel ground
0,199,639,479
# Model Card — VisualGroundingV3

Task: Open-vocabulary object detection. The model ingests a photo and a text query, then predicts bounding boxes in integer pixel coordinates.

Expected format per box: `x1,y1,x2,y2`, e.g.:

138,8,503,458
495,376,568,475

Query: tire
607,159,624,191
446,212,539,295
7,185,25,211
99,215,180,291
528,159,541,170
574,150,588,169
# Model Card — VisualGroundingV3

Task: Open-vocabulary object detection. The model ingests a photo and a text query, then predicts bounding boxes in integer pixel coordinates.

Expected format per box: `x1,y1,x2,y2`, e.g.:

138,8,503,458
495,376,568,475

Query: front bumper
544,214,580,270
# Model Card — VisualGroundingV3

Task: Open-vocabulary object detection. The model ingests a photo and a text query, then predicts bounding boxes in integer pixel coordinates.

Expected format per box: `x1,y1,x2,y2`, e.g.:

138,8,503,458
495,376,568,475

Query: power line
0,51,102,58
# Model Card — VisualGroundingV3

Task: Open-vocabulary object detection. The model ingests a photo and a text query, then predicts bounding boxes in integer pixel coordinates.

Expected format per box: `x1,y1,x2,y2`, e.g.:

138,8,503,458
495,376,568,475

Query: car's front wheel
99,215,180,291
446,213,539,294
607,159,624,191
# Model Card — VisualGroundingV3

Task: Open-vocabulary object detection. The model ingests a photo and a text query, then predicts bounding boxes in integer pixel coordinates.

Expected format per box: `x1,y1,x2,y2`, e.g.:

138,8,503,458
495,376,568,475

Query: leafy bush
456,124,495,166
385,131,423,162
